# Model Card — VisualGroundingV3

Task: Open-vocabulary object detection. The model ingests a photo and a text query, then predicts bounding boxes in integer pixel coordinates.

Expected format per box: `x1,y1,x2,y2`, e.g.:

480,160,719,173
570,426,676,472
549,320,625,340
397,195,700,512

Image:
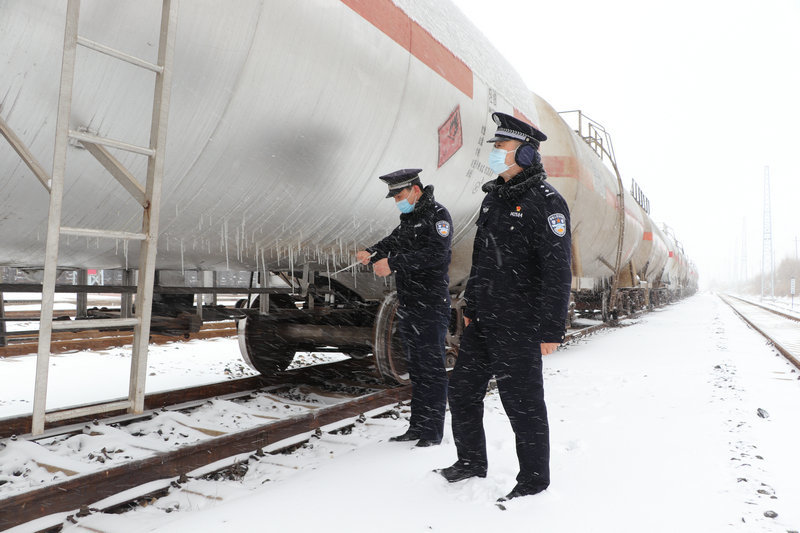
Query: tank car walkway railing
559,110,627,315
24,0,179,436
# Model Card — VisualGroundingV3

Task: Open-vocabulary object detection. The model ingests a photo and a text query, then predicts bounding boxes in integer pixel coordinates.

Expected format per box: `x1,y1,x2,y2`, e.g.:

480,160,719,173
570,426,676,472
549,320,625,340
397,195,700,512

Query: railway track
719,294,800,370
0,321,607,439
0,321,237,358
0,357,410,531
0,321,609,531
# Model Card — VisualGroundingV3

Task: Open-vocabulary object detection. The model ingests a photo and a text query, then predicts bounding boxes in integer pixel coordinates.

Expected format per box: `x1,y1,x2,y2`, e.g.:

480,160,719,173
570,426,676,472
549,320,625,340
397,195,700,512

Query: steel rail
0,384,411,531
0,376,263,439
0,313,639,530
0,323,237,358
0,357,383,438
719,294,800,371
724,294,800,323
0,283,293,295
0,321,609,434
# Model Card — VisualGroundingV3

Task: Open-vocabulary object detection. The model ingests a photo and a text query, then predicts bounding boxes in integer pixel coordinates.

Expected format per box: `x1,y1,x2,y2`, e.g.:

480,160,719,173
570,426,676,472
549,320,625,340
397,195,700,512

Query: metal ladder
32,0,178,435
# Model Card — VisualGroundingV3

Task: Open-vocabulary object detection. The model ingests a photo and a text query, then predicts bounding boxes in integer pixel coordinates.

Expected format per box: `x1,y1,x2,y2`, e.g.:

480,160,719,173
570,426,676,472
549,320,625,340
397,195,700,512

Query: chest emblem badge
435,220,451,237
548,213,567,237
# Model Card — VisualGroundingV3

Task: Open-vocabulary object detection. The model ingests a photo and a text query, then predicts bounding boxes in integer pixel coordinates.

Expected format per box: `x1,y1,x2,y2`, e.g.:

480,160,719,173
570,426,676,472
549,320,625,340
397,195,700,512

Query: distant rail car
1,1,697,385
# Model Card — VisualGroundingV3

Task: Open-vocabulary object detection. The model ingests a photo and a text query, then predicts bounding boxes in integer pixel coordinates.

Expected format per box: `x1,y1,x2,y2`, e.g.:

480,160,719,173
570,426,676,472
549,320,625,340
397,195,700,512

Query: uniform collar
481,165,547,200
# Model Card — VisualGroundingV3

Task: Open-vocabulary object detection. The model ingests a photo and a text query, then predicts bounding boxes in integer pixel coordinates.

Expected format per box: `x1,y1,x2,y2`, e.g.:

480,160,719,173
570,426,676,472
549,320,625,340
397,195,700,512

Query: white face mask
488,147,516,174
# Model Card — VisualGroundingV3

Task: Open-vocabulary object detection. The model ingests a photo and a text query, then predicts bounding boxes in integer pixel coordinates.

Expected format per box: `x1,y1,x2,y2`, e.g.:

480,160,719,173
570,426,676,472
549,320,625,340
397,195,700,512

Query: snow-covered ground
0,336,257,418
3,292,800,532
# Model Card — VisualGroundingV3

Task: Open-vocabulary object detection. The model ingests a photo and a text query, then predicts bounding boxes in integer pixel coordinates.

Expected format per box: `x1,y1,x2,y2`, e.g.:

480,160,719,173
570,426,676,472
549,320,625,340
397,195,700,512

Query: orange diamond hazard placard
438,106,463,168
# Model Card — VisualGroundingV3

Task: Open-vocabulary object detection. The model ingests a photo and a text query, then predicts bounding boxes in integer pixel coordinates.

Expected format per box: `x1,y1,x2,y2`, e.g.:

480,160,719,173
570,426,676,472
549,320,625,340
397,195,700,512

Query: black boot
433,461,486,482
389,430,420,442
414,438,442,448
497,484,547,502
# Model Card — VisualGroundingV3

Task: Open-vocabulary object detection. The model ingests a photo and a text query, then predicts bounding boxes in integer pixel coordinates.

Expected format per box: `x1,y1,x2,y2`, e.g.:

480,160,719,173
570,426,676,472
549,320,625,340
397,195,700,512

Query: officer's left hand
541,343,559,356
373,258,392,277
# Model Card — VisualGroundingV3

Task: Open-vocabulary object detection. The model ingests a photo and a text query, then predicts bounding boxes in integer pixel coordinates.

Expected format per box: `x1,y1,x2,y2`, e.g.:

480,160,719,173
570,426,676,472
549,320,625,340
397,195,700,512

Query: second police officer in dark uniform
357,169,453,447
436,113,573,501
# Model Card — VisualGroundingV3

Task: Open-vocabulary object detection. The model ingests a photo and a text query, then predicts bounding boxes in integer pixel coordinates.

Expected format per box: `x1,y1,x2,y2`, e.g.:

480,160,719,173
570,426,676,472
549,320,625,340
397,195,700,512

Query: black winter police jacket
463,165,572,343
367,186,452,309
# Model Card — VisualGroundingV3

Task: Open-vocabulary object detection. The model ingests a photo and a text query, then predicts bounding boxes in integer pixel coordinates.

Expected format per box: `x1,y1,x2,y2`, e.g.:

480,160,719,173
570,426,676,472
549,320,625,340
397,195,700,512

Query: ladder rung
69,130,155,157
51,318,140,330
61,227,146,241
77,36,163,73
45,400,133,423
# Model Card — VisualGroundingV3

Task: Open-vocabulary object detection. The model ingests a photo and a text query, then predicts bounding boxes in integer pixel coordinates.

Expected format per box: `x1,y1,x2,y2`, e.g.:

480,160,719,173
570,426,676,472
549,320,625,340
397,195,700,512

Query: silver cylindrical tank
534,94,645,285
0,0,536,287
1,0,690,298
628,205,669,284
661,229,690,288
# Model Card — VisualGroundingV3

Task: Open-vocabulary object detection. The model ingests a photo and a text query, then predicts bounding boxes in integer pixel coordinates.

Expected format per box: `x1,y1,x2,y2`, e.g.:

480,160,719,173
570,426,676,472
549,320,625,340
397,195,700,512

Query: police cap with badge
379,168,423,198
487,112,547,168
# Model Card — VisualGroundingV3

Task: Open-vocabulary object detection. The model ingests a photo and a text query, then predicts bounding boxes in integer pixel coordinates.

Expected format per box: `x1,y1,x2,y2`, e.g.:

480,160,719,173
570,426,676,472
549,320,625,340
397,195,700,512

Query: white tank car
0,0,696,378
661,227,696,293
0,0,526,283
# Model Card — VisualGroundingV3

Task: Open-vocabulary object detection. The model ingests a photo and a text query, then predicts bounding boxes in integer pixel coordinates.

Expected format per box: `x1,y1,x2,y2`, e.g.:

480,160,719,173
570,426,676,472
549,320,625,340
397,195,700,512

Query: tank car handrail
558,109,627,313
558,109,618,168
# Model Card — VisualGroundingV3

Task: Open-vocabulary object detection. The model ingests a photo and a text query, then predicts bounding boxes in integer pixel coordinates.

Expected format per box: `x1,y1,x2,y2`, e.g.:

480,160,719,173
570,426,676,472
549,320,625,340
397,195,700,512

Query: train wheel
237,316,296,375
372,292,409,385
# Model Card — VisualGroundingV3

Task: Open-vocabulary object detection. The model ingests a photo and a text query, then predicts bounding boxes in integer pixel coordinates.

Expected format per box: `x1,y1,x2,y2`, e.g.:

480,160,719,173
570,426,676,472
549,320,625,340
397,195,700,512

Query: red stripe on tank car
643,232,653,241
543,155,577,178
341,0,474,98
542,155,595,191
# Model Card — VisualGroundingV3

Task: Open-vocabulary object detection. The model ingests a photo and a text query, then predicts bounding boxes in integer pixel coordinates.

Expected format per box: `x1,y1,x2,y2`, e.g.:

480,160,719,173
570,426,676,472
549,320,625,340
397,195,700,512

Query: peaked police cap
379,168,423,198
486,112,547,144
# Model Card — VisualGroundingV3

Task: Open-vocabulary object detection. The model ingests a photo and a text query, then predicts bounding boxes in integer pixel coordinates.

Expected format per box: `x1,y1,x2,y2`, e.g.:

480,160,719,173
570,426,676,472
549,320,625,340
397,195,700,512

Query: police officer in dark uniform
435,113,572,501
356,169,453,447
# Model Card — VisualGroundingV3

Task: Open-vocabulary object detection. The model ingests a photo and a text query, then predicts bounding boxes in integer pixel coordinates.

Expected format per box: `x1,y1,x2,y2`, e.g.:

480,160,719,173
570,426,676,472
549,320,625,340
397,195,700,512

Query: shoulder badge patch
435,220,451,237
547,213,567,237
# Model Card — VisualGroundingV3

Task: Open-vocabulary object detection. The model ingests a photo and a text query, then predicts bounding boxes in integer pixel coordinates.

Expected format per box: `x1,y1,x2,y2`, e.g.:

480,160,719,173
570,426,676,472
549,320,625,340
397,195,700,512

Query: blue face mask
396,198,415,213
488,147,516,174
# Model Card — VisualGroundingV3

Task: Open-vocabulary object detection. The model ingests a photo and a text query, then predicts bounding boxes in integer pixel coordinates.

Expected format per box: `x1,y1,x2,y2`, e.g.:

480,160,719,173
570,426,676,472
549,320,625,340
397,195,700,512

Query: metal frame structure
761,166,775,300
559,110,627,313
2,0,181,435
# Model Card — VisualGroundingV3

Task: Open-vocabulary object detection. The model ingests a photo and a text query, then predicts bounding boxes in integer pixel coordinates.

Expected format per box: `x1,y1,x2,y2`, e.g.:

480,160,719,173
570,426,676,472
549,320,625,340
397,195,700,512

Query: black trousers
448,320,550,490
396,305,449,442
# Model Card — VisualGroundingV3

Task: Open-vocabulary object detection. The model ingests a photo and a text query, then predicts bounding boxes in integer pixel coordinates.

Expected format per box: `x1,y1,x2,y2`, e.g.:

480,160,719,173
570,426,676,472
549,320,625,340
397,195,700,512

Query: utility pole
761,166,774,300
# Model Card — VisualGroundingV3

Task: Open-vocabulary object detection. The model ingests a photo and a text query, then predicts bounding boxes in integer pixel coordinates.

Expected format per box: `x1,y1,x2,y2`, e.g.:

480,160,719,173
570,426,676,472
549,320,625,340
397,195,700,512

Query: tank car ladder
31,0,178,436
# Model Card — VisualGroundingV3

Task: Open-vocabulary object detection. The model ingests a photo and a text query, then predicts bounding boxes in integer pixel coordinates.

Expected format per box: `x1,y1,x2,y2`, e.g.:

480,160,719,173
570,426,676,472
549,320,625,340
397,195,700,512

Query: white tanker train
0,0,697,383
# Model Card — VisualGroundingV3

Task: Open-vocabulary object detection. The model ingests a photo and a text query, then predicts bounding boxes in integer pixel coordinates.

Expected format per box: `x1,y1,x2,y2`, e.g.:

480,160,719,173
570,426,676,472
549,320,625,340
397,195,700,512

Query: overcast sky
451,0,800,288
